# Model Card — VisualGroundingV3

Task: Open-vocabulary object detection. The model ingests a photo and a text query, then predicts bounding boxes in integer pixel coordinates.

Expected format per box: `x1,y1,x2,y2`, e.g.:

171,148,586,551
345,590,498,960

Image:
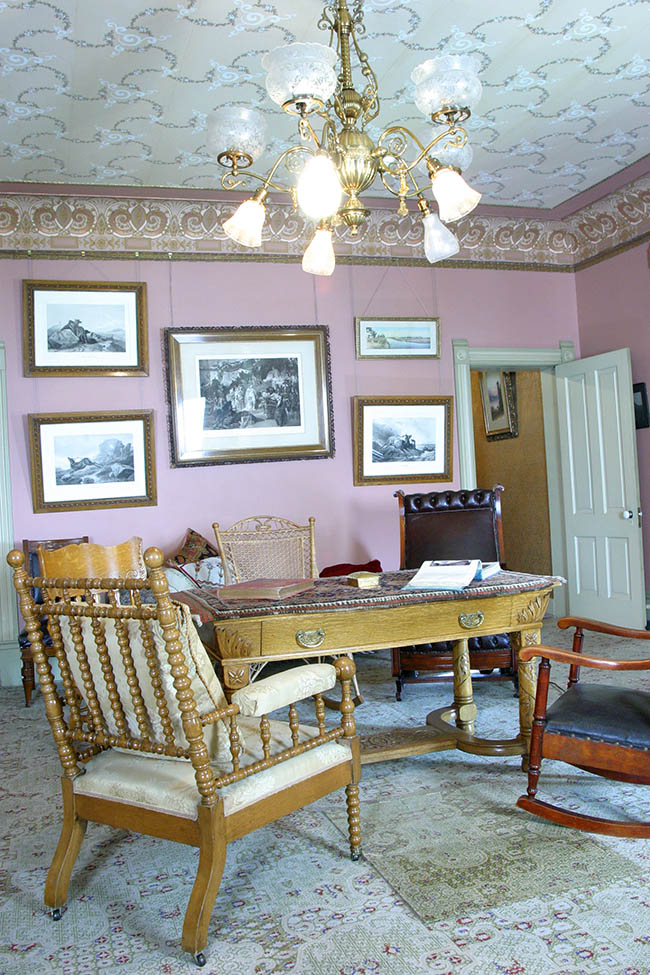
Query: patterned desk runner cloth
173,570,563,624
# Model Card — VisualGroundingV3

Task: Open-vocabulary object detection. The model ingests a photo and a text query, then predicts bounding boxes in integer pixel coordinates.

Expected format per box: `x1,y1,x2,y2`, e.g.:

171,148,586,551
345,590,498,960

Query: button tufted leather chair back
396,486,505,570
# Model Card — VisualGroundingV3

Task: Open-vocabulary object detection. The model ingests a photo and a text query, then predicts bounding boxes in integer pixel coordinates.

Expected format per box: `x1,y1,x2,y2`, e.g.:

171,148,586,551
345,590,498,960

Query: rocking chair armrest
231,663,337,717
557,616,650,640
519,644,650,671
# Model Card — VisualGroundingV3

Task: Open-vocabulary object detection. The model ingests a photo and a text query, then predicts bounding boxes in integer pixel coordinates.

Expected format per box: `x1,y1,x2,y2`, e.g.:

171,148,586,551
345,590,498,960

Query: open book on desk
403,559,501,591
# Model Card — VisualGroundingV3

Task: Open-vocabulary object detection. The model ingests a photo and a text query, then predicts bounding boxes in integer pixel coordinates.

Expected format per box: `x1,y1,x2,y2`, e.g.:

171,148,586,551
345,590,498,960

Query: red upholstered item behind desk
319,559,382,578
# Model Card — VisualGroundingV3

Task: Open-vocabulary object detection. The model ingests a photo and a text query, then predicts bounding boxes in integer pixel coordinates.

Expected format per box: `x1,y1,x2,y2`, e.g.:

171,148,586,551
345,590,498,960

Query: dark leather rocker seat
517,616,650,836
393,486,517,699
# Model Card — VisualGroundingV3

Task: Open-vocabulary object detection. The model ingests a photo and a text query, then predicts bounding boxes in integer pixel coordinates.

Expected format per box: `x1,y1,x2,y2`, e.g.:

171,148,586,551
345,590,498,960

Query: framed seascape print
479,370,517,438
355,317,440,359
164,325,334,467
353,395,453,486
29,410,156,513
23,280,148,376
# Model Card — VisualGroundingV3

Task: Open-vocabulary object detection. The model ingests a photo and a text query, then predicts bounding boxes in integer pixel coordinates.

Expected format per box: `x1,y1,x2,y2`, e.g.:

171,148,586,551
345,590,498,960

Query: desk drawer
259,597,517,656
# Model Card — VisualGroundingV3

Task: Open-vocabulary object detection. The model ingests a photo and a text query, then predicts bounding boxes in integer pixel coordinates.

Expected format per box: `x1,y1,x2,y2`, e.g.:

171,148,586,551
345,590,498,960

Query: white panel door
556,348,645,628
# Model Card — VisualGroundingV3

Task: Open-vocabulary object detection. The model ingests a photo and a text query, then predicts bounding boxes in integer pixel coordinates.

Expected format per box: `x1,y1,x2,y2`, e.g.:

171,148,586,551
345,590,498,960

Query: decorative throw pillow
179,556,225,587
163,565,199,592
166,528,218,566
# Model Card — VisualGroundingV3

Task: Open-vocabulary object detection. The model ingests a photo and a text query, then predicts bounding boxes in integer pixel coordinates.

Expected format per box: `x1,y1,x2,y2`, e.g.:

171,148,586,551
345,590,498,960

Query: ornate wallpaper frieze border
0,174,648,271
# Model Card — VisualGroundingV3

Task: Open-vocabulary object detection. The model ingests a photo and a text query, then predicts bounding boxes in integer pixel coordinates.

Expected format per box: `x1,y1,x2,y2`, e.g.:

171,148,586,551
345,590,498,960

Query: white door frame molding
452,338,576,617
0,342,18,684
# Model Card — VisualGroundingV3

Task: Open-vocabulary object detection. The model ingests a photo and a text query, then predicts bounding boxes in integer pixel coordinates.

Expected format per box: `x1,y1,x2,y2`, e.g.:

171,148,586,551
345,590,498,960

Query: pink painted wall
575,241,650,589
2,258,578,572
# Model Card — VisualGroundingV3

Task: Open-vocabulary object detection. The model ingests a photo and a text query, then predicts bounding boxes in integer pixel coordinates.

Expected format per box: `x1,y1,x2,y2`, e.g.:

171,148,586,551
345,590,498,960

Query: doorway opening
452,339,576,618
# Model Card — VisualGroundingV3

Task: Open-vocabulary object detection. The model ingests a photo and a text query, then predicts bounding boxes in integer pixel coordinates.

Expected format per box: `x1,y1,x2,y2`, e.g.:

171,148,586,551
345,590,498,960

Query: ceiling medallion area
209,0,482,275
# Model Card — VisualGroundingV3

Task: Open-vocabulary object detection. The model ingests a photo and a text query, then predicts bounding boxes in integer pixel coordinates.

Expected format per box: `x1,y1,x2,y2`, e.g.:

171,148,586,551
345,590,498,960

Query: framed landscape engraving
353,395,453,486
164,325,334,467
23,280,148,376
355,317,440,359
29,410,156,512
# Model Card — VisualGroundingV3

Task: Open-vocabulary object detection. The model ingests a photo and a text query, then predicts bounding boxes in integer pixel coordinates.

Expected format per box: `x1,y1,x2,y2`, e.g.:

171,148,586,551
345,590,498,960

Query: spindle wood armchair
517,616,650,836
213,515,317,584
8,546,361,966
19,536,89,706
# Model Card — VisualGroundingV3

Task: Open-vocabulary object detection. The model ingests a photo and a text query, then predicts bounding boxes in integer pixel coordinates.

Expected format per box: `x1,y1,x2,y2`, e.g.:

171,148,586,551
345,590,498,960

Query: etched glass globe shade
262,43,337,109
412,54,482,116
207,106,267,162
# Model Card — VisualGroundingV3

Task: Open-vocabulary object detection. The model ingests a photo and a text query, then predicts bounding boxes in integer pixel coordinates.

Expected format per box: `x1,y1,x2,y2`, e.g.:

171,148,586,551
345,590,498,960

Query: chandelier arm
377,122,464,177
220,144,317,196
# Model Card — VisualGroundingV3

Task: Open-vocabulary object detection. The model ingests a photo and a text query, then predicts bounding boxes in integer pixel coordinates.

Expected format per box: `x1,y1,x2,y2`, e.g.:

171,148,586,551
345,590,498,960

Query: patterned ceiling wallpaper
0,0,648,209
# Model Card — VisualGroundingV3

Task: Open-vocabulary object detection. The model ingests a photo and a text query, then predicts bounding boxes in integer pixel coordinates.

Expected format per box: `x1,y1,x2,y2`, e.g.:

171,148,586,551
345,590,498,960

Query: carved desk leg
452,638,477,733
512,626,542,771
214,626,253,701
221,663,250,700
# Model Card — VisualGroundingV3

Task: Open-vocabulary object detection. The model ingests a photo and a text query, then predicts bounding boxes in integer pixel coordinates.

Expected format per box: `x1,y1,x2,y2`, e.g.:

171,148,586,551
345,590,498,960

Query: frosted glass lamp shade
422,212,459,263
207,106,267,162
262,43,337,110
297,153,342,220
412,54,482,116
431,168,481,222
222,198,266,247
302,228,335,276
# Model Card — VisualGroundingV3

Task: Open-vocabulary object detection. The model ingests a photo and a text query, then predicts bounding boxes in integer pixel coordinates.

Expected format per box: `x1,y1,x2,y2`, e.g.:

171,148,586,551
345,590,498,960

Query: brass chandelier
209,0,483,275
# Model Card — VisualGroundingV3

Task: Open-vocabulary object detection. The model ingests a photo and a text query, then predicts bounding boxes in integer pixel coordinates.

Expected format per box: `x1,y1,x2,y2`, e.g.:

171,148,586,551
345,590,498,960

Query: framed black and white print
353,395,453,485
23,280,148,376
29,410,157,512
164,325,334,466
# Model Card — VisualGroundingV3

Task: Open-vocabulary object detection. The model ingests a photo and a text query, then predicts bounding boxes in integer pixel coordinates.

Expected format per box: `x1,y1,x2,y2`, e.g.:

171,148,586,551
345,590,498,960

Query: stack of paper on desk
403,559,501,591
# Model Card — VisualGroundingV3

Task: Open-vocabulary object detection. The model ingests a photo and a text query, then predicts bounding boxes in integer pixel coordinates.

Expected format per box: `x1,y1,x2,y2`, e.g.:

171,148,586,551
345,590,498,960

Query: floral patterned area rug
2,621,650,975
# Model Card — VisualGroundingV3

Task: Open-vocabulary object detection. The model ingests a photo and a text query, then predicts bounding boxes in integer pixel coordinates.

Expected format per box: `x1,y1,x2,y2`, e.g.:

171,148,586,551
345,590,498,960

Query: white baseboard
0,641,22,686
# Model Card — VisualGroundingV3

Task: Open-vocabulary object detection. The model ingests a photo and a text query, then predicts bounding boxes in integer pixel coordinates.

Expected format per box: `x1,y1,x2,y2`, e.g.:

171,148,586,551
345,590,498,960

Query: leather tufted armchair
393,485,517,699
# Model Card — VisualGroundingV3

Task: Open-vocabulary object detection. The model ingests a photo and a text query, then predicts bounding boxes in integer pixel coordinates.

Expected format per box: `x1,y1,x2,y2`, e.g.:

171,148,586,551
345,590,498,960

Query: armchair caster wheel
351,850,362,861
50,907,63,921
194,952,207,967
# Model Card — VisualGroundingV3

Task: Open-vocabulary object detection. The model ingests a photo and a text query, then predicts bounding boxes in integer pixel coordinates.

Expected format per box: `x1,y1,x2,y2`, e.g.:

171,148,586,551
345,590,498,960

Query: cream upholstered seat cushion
231,663,336,716
59,602,236,759
74,718,352,819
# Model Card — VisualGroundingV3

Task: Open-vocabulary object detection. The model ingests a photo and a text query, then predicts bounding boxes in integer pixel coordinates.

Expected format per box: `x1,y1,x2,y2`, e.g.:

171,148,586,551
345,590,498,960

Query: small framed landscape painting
164,325,334,467
355,317,440,359
353,394,453,486
29,410,156,512
23,280,148,376
479,370,517,438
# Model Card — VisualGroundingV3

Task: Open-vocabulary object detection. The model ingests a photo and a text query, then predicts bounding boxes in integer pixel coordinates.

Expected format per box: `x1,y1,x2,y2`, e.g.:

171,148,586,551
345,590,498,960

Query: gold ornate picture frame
164,325,334,467
353,394,453,485
23,280,148,377
355,317,441,359
29,410,157,512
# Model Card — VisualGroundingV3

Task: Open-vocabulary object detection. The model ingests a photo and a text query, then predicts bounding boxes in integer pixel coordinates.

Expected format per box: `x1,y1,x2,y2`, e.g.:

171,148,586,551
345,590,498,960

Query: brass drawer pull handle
296,628,325,649
459,611,484,629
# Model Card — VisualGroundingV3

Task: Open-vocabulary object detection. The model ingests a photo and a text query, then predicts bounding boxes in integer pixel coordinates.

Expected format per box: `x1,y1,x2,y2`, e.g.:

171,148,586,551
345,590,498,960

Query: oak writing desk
175,569,562,765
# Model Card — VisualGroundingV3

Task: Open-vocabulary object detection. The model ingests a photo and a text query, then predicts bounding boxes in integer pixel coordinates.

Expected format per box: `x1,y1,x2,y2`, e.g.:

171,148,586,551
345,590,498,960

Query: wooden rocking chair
517,616,650,836
8,546,361,965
